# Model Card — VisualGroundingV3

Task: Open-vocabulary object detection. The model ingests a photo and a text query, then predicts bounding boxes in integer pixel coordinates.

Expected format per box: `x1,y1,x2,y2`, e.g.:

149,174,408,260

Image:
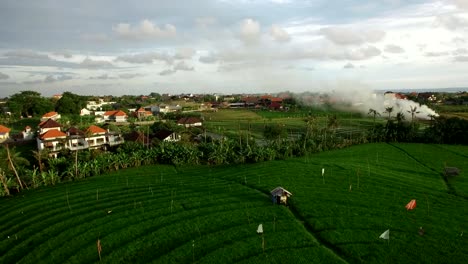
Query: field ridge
387,143,461,198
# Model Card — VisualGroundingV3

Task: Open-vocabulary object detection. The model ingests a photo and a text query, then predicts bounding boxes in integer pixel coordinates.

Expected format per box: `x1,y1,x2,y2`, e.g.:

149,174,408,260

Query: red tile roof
39,119,61,128
42,111,59,118
104,110,127,117
87,125,107,134
39,129,67,139
0,125,11,133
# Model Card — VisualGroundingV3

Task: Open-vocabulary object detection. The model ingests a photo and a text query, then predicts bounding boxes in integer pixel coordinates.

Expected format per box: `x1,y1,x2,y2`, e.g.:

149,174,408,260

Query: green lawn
0,143,467,263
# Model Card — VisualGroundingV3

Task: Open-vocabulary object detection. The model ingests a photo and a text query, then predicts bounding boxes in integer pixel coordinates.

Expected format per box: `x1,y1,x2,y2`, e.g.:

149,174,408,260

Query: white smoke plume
294,86,438,120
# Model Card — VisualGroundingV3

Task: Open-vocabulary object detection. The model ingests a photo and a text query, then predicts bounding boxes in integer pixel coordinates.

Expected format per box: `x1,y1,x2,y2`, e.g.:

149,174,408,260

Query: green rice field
0,143,466,263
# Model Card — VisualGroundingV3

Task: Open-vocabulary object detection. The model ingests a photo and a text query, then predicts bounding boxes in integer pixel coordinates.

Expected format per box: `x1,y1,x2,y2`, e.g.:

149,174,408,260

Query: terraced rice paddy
1,143,467,263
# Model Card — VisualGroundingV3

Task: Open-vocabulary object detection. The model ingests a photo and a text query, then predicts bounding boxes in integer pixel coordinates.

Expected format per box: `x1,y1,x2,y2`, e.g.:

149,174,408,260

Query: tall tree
55,92,87,114
7,91,54,117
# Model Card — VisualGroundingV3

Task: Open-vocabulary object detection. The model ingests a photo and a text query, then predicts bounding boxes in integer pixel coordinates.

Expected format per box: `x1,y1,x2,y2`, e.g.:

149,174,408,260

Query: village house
41,111,61,121
103,110,128,122
159,104,182,113
0,125,11,142
134,107,153,120
154,130,180,142
177,117,203,128
86,98,115,111
36,120,124,157
22,126,34,140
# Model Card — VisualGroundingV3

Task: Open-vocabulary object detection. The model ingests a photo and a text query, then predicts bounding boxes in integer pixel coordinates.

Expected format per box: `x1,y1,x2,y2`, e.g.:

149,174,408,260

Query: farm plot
180,143,468,263
0,165,343,263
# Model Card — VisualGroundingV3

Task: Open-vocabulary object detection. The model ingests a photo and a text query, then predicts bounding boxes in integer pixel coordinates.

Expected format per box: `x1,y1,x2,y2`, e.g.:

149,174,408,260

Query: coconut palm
384,107,394,120
368,108,380,125
407,106,420,122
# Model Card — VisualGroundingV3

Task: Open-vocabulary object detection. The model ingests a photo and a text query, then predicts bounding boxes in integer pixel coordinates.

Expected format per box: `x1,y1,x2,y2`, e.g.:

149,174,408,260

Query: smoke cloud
295,85,438,120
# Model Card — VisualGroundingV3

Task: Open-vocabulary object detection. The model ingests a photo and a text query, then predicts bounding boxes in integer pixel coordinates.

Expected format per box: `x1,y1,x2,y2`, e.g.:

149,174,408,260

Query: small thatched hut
271,187,292,205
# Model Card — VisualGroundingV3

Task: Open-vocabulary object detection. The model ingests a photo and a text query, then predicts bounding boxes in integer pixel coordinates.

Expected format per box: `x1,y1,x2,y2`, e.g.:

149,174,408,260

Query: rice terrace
1,143,466,263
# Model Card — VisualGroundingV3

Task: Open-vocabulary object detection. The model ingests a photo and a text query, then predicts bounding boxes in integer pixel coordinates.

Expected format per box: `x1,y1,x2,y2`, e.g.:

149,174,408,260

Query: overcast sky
0,0,467,97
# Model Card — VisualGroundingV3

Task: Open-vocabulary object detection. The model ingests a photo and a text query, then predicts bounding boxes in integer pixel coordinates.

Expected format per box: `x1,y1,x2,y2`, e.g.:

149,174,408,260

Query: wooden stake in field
257,224,264,253
322,168,325,184
97,238,102,261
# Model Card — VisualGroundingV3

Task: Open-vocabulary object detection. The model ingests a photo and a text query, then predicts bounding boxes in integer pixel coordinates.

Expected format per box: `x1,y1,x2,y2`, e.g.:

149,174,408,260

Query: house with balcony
66,127,88,151
37,129,67,157
86,125,108,149
36,121,124,157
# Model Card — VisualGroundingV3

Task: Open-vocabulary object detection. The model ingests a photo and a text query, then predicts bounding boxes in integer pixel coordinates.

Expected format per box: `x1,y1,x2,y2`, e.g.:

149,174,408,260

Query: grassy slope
0,143,467,263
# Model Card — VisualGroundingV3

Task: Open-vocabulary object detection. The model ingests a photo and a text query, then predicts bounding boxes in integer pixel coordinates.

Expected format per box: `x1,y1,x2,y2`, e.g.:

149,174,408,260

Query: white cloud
174,48,196,59
343,62,355,69
196,17,217,28
453,48,468,55
425,51,450,57
80,57,114,68
270,25,291,42
453,0,468,10
90,74,116,80
43,74,73,83
0,72,9,80
115,52,173,64
113,19,177,40
159,69,176,76
320,27,385,45
119,73,143,79
454,55,468,62
238,18,261,45
174,61,194,71
434,14,468,30
346,45,381,60
199,53,219,64
384,44,405,53
4,50,49,60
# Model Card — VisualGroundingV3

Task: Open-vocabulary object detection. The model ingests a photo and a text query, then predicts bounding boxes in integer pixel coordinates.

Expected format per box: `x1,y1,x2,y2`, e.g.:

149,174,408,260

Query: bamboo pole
6,144,24,190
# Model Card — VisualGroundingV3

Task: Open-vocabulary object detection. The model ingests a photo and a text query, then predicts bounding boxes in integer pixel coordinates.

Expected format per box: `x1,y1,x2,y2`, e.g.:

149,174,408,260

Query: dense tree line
0,118,366,196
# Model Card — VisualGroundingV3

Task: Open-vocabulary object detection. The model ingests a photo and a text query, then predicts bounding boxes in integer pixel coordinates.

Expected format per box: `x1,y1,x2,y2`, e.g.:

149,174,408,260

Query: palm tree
368,108,380,125
384,107,394,120
407,106,420,122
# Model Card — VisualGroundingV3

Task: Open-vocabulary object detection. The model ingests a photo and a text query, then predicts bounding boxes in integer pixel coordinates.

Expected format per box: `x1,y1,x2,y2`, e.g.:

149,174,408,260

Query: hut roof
271,187,292,197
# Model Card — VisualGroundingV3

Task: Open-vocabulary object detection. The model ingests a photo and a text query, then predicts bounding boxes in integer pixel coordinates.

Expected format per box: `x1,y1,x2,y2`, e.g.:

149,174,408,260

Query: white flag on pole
322,168,325,176
257,224,263,234
379,229,390,240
